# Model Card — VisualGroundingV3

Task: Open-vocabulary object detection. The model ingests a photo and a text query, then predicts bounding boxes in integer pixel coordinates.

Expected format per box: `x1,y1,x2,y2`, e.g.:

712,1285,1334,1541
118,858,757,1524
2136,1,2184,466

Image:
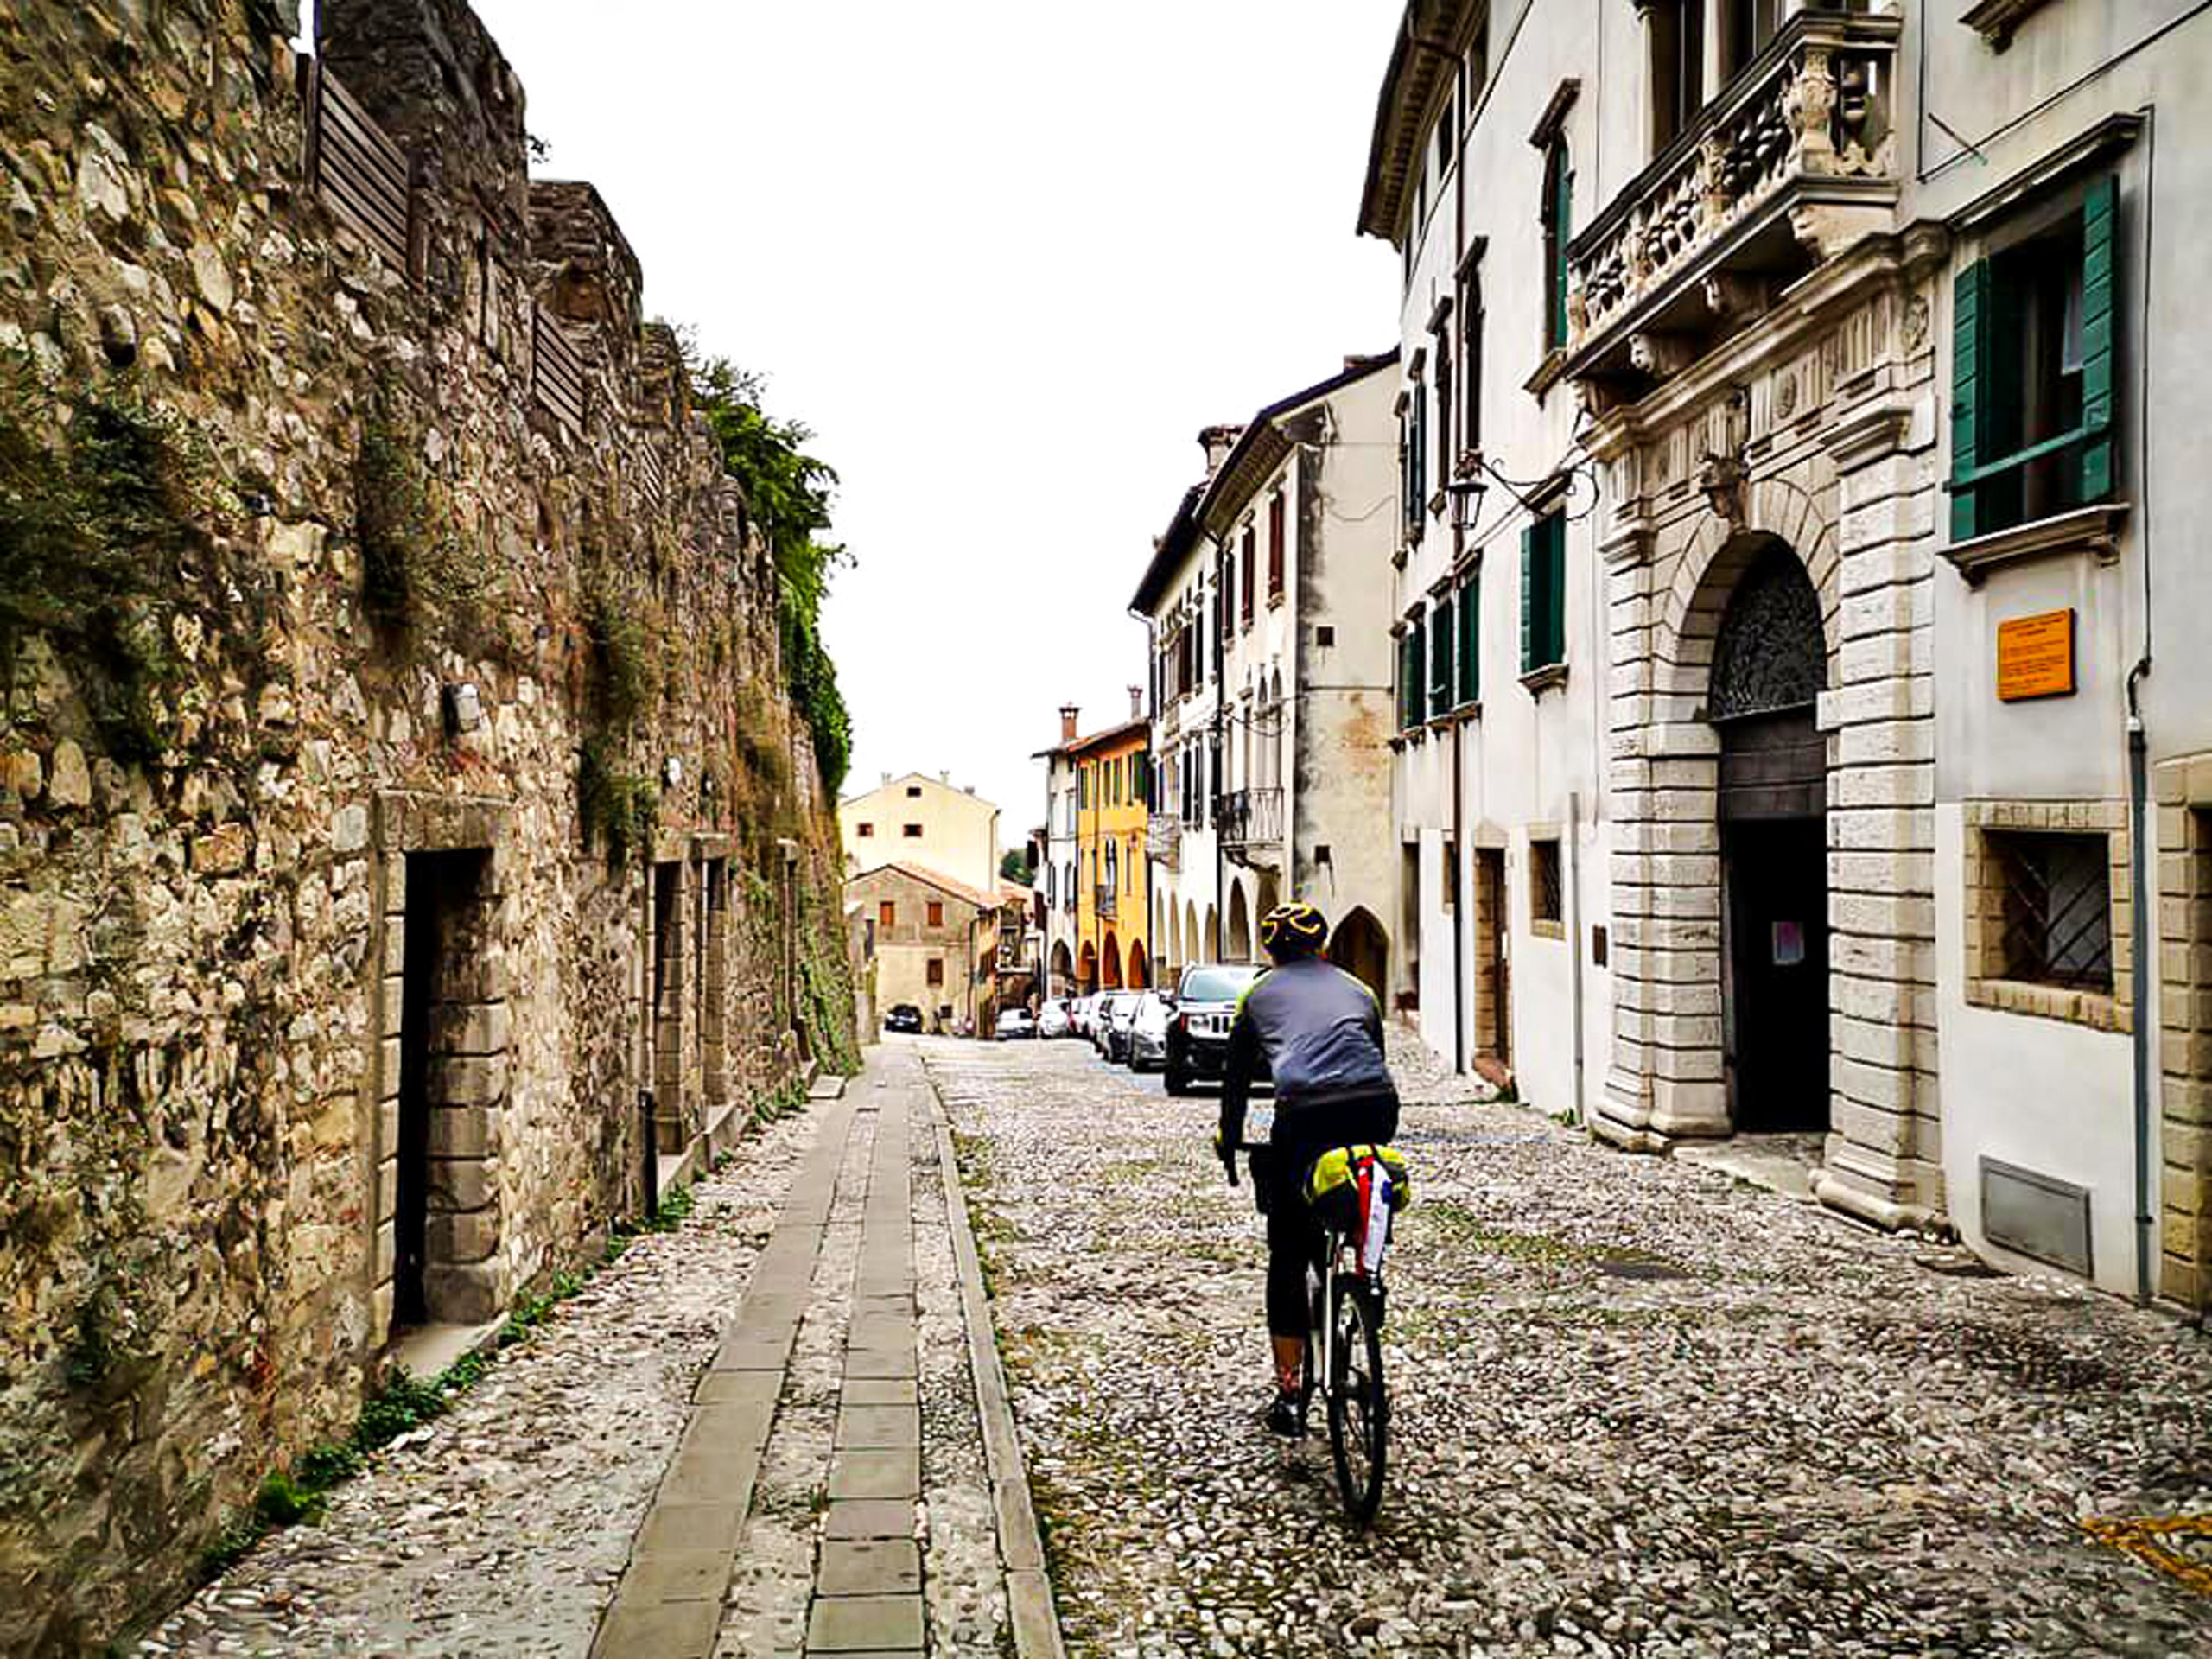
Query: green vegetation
0,356,214,760
578,731,658,868
1000,849,1034,884
356,400,487,641
688,356,853,795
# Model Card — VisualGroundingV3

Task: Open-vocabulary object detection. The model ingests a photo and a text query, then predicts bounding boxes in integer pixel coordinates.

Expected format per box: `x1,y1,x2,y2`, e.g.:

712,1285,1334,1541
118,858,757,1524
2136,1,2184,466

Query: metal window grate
1989,830,2112,992
1531,838,1563,925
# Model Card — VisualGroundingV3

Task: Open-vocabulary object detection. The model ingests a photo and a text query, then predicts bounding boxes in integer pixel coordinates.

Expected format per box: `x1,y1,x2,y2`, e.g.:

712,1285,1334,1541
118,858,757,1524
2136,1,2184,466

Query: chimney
1198,423,1243,477
1058,704,1078,743
1128,684,1144,719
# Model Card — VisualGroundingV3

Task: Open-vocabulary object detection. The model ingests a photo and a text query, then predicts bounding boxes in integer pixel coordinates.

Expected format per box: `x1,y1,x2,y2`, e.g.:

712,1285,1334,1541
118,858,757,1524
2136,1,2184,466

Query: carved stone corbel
1630,331,1697,378
1702,272,1770,321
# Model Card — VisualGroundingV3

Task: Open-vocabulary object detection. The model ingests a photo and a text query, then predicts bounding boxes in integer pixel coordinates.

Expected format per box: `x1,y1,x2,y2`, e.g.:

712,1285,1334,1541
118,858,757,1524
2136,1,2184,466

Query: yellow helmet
1258,901,1329,958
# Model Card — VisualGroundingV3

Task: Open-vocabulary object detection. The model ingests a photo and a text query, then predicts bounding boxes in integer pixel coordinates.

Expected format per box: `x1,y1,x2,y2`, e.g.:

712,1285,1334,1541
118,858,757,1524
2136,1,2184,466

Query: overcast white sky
461,2,1402,840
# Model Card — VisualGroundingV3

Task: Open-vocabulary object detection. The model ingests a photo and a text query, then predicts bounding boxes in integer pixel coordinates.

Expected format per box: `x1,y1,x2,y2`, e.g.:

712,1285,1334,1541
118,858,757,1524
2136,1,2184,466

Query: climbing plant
687,355,853,796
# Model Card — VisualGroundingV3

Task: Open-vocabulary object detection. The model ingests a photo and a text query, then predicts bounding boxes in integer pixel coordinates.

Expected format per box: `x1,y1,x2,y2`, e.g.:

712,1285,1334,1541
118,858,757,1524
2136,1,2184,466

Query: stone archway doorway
1101,930,1123,989
1226,885,1253,962
1710,542,1830,1134
1051,940,1074,996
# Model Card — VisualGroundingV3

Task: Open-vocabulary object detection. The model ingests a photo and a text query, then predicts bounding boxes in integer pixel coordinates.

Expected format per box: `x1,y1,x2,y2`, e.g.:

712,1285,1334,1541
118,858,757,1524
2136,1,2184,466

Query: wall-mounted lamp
1446,461,1488,535
442,681,483,735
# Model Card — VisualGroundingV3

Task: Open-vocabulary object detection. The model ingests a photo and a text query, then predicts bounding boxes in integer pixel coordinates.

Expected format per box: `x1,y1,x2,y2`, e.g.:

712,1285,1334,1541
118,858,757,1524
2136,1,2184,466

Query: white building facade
1363,0,2212,1315
1035,716,1083,995
1135,359,1402,999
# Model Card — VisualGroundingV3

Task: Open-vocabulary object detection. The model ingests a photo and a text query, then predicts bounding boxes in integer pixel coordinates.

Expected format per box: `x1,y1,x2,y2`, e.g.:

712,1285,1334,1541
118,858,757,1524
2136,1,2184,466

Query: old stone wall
0,0,853,1649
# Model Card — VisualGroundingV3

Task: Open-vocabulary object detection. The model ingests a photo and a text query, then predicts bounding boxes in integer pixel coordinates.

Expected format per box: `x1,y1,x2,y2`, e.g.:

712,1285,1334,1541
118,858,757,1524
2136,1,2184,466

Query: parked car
1038,999,1073,1039
1097,991,1141,1063
1127,990,1176,1072
995,1007,1037,1040
1164,964,1268,1095
885,1003,924,1035
1071,995,1099,1039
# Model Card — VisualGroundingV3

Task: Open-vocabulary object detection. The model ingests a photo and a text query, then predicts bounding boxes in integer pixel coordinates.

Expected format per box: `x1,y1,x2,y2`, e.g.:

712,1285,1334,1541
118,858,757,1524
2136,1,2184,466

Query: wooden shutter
1520,525,1537,673
1459,569,1480,705
1398,628,1419,729
1268,492,1285,596
1430,594,1455,720
2079,174,2119,502
1949,258,1990,540
1545,514,1567,667
1241,529,1255,624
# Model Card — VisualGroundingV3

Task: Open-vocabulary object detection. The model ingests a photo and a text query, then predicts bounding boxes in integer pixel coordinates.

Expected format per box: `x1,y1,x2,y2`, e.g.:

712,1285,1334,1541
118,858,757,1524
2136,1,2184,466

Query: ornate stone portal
1586,233,1949,1231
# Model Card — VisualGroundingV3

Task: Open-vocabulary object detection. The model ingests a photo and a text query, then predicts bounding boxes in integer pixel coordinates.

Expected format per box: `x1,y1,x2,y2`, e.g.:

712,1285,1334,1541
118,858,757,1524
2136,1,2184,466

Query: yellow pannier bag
1301,1142,1413,1230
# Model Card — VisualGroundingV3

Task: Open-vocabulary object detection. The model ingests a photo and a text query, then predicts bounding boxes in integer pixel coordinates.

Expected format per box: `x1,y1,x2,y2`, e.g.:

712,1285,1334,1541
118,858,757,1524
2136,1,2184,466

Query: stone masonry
0,0,854,1649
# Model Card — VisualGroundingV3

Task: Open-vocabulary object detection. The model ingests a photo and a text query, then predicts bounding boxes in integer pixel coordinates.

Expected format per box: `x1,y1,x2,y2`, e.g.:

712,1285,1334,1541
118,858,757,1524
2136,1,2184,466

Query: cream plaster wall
841,772,1001,898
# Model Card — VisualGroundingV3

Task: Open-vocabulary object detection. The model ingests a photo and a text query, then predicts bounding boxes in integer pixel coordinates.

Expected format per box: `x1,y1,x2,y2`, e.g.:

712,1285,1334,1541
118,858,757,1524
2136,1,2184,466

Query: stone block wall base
423,1260,511,1325
1591,1084,1670,1154
1812,1167,1940,1234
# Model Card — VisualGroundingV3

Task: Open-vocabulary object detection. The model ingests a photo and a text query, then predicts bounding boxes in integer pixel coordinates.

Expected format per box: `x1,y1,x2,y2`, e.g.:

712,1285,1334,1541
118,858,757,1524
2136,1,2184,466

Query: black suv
1163,963,1268,1096
884,1003,925,1034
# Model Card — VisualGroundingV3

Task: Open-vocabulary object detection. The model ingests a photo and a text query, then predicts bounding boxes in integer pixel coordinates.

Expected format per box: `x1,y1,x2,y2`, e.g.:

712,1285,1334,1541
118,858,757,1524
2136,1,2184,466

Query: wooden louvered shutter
1544,515,1567,667
1949,258,1990,541
2078,174,2119,503
1430,593,1455,720
1520,524,1538,674
1459,569,1480,706
1268,492,1285,596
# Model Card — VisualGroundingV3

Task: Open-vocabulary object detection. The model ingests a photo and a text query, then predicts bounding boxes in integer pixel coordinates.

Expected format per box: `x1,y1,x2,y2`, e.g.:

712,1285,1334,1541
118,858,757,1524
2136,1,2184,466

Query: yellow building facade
1069,719,1150,992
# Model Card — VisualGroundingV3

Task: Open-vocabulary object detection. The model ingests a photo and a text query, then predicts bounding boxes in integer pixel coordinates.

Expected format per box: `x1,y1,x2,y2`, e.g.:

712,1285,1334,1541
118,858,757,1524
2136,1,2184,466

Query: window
1398,613,1427,732
1649,0,1705,153
1460,264,1484,456
1267,489,1285,598
1950,177,2117,540
1986,830,2113,993
1435,86,1457,182
1458,567,1481,706
906,785,923,798
927,957,945,988
1521,510,1567,676
856,822,874,838
903,823,923,838
1429,594,1456,721
1541,140,1573,354
1719,0,1779,83
1434,328,1453,495
1401,387,1428,540
1105,840,1118,891
1317,625,1335,648
1530,837,1563,931
879,900,896,928
1441,836,1459,912
1241,527,1256,626
926,900,944,928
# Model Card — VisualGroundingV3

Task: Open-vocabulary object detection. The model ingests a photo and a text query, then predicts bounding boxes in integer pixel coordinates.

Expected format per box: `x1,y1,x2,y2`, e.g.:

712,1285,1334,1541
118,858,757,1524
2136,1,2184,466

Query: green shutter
1520,524,1537,674
1430,594,1454,720
1410,616,1427,726
1458,569,1480,705
1549,150,1573,350
1950,259,1990,541
2079,173,2119,501
1545,515,1567,668
1398,628,1416,729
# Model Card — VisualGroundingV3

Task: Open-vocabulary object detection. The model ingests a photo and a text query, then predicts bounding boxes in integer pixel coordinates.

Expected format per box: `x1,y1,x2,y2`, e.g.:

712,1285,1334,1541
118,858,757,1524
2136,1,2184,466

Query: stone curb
921,1074,1068,1659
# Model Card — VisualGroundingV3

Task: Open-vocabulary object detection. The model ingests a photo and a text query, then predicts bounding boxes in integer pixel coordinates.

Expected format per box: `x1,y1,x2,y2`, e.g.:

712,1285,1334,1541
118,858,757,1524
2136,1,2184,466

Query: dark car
1164,963,1268,1096
884,1003,925,1034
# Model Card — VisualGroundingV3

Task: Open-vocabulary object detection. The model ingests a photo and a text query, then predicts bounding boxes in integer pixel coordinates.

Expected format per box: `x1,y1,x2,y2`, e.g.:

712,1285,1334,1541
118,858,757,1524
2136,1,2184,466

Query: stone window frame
2152,758,2212,1315
1961,799,2131,1033
1527,825,1566,940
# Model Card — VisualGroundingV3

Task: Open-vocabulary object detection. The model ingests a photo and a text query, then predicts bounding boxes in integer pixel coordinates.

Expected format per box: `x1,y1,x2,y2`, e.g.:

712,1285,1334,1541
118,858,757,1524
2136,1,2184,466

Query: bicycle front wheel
1326,1277,1388,1527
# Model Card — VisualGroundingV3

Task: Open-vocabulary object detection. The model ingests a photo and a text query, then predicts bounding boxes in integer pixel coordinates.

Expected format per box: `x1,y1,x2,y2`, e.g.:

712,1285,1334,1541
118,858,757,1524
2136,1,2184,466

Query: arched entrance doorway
1077,940,1096,993
1127,941,1147,989
1710,541,1829,1133
1227,885,1253,962
1101,930,1123,988
1330,907,1389,1009
1050,940,1074,996
1203,906,1217,963
1255,870,1281,924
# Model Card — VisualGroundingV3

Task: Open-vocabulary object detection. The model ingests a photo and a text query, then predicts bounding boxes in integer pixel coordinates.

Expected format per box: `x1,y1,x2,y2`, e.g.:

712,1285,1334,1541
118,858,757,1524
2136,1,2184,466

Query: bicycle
1232,1139,1392,1528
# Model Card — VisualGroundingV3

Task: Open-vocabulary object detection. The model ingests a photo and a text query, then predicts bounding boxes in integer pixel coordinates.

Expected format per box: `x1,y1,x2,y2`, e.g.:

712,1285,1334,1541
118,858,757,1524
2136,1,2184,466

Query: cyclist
1216,901,1398,1437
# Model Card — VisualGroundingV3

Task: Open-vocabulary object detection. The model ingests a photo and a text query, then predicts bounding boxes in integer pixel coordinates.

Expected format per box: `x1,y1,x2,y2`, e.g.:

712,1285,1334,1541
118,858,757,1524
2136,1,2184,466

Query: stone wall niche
372,794,515,1343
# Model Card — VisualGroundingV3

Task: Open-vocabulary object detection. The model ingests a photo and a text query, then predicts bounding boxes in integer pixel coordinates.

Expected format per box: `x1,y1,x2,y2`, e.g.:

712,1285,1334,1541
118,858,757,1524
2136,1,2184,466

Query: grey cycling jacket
1219,957,1394,1148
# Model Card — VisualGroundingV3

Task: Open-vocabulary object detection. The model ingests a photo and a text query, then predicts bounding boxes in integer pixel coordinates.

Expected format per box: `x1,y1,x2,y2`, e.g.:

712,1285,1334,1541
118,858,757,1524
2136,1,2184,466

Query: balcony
1146,816,1181,872
1217,787,1284,855
1563,9,1901,395
1095,884,1118,921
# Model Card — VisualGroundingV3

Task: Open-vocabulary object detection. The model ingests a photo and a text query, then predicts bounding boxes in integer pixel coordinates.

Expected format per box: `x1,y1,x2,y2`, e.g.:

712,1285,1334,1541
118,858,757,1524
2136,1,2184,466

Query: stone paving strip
130,1049,1053,1658
929,1033,2212,1659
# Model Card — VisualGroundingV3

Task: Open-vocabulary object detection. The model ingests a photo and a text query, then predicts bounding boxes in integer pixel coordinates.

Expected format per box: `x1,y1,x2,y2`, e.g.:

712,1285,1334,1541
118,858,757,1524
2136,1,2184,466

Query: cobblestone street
930,1033,2212,1659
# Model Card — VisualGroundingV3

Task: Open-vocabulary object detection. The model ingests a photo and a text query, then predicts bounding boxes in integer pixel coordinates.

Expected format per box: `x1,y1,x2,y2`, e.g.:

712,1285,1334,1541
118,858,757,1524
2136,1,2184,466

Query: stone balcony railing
1146,815,1181,871
1563,7,1901,390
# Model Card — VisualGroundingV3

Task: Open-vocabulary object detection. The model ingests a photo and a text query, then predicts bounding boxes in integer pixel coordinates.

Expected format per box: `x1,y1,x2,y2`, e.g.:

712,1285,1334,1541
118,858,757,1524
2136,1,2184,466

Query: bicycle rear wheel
1326,1276,1387,1526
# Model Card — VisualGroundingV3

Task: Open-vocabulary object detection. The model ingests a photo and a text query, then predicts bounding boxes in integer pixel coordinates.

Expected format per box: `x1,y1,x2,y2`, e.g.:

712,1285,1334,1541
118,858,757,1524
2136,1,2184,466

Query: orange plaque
1997,608,2075,702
